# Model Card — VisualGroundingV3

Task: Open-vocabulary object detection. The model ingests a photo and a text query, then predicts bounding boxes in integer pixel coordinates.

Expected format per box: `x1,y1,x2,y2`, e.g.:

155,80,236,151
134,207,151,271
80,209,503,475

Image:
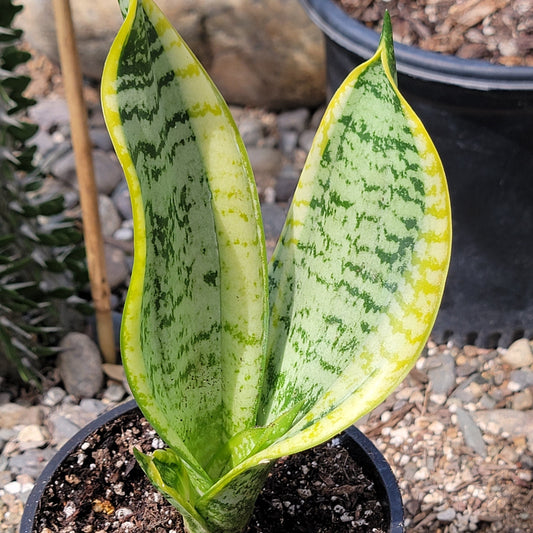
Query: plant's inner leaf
192,15,449,516
206,400,303,479
102,0,268,476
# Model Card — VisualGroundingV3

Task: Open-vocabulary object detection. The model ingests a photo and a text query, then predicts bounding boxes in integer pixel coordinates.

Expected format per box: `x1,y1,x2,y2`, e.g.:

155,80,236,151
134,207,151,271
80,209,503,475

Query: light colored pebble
437,508,456,522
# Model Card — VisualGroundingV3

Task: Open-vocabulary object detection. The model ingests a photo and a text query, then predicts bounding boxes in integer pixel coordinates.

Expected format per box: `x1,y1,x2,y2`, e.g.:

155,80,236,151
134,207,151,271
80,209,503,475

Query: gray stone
261,203,287,246
455,361,480,377
51,150,123,195
92,151,124,195
32,130,56,158
111,181,133,220
103,383,126,403
278,164,300,181
0,429,16,451
279,130,299,156
89,107,106,128
8,448,55,479
28,98,70,132
450,373,485,405
98,195,122,237
310,105,327,130
437,508,456,523
124,255,135,275
56,403,100,428
47,413,81,447
237,117,264,147
509,369,533,390
90,127,113,152
455,407,487,457
247,146,283,177
104,245,129,289
19,0,325,109
275,176,299,204
473,409,533,438
478,394,497,410
58,332,104,398
39,141,73,176
298,129,316,153
502,338,533,369
109,292,121,311
277,108,310,132
79,398,107,416
0,428,16,441
425,353,456,396
42,386,67,407
113,226,134,242
50,150,76,184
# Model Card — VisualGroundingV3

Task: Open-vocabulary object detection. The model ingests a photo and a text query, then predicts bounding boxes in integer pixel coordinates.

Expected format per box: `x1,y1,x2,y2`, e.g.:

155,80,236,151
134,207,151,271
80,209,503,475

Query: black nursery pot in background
21,399,404,533
300,0,533,347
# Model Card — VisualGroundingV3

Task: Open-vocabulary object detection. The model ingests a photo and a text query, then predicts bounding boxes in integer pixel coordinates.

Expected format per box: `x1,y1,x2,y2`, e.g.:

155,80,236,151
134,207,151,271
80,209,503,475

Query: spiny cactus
0,0,87,385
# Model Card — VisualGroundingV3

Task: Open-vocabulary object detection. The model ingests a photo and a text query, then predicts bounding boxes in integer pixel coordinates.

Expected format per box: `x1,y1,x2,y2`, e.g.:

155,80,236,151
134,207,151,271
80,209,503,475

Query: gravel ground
2,342,533,533
1,47,532,533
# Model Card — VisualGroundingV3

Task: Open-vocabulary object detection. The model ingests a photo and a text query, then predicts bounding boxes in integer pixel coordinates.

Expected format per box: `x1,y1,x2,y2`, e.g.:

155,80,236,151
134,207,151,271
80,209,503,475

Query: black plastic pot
21,399,404,532
300,0,533,347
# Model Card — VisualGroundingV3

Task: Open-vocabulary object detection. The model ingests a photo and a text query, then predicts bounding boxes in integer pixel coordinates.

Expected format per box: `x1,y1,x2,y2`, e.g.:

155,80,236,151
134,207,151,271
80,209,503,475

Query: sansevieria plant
101,1,451,531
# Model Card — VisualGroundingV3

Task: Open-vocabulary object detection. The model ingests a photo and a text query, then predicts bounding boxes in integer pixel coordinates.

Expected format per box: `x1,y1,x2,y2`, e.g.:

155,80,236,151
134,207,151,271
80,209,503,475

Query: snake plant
102,1,451,531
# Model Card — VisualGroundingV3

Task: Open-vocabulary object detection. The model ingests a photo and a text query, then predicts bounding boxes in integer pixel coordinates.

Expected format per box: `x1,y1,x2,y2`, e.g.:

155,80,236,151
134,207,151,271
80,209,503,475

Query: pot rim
21,399,404,533
341,426,404,532
299,0,533,91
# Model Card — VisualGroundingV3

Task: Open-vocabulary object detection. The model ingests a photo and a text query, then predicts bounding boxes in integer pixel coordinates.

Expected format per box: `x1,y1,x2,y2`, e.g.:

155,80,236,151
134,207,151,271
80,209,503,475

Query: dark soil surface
33,407,388,533
335,0,533,66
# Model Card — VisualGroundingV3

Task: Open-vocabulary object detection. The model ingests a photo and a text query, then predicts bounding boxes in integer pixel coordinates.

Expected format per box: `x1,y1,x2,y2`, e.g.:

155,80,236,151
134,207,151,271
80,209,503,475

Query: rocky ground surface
1,50,533,533
2,340,533,533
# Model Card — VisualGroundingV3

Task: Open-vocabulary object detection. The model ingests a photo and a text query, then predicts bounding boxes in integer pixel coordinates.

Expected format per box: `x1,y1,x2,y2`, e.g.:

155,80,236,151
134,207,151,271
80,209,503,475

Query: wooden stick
52,0,116,364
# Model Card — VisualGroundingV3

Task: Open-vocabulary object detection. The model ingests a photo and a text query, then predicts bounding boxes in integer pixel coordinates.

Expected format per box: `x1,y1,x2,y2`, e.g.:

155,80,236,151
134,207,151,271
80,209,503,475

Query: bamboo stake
52,0,116,363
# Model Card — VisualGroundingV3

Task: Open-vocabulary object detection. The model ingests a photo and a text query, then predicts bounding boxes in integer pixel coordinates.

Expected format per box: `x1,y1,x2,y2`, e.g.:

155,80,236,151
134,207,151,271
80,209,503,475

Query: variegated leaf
256,13,451,451
101,0,268,499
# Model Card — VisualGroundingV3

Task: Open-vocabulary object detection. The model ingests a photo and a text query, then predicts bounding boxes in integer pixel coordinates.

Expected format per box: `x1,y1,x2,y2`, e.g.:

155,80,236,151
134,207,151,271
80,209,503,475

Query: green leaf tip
378,10,398,86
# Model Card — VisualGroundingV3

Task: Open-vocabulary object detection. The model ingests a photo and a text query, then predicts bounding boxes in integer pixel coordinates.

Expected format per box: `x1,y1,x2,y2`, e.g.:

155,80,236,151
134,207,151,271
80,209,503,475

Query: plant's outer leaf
136,443,270,533
102,0,268,496
134,447,210,533
255,10,451,447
